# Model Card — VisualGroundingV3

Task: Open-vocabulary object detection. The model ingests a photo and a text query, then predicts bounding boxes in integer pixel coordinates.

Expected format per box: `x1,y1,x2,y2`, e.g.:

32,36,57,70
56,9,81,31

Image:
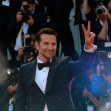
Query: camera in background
96,5,104,15
22,4,30,21
88,0,110,11
7,68,19,85
23,34,35,56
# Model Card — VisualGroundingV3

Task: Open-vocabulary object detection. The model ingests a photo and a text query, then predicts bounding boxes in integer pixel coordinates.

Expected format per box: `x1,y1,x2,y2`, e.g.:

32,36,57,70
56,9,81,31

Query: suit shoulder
59,56,72,62
20,59,36,69
34,6,46,17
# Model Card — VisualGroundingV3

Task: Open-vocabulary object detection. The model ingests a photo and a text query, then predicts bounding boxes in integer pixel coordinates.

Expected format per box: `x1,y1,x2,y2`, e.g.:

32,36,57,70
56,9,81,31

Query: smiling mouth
48,52,54,55
47,51,55,55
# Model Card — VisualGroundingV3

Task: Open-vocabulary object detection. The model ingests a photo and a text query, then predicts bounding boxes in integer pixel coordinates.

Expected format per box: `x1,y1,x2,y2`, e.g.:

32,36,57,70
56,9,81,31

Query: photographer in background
0,67,19,111
0,0,21,59
6,0,47,62
7,68,19,94
83,0,97,34
96,3,111,51
6,67,20,111
17,33,37,66
37,0,79,60
6,33,37,110
83,0,111,42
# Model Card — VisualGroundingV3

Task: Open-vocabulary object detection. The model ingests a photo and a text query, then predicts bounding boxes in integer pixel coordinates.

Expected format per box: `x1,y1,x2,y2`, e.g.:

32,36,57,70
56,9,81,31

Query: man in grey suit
15,21,97,111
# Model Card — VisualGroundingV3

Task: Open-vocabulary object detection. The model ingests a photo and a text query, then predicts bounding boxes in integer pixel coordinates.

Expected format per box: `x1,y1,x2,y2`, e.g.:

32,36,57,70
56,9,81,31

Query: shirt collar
37,56,52,63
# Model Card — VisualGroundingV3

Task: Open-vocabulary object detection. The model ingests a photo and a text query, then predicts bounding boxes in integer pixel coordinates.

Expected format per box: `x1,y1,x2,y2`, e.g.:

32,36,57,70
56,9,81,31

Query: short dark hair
36,28,57,42
28,0,35,4
21,0,35,4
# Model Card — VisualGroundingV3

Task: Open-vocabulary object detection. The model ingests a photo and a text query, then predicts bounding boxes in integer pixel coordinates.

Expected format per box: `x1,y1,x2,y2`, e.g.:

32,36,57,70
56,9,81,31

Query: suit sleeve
15,67,28,111
68,51,96,77
6,10,22,33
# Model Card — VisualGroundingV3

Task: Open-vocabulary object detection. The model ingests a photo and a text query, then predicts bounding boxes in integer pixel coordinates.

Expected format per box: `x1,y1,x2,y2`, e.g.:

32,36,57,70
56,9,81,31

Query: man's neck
38,57,49,63
37,56,53,63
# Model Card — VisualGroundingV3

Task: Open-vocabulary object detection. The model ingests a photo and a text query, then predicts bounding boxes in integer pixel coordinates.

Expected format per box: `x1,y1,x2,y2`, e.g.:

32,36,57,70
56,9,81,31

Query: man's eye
52,43,56,45
44,43,48,45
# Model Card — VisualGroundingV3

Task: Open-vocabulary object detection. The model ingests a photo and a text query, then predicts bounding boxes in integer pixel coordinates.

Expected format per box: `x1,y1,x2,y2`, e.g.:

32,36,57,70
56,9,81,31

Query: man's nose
48,45,53,50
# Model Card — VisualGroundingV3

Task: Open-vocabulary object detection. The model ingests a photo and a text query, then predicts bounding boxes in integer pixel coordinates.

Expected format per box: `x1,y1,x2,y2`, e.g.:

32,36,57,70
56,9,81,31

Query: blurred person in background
37,0,79,60
71,70,101,111
96,3,111,51
91,64,111,109
7,33,38,111
90,58,111,108
83,0,97,34
16,33,38,66
6,0,47,63
102,66,111,90
0,0,21,58
91,59,107,97
0,51,15,111
83,0,111,50
0,83,14,111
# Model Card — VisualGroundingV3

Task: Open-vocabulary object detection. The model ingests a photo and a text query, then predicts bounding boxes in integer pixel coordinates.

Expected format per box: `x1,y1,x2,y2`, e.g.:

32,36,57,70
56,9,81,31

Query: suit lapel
29,56,60,94
45,56,60,93
28,59,45,94
28,59,37,83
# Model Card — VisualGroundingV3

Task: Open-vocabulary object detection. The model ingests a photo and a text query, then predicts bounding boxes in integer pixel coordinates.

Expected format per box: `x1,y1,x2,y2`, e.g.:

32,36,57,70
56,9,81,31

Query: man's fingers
82,24,86,36
82,21,91,34
88,21,91,34
89,32,95,43
91,32,95,38
29,15,32,19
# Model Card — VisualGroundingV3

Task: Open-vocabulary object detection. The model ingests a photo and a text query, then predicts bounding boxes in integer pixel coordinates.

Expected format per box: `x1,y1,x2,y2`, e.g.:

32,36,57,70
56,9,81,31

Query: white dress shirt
14,23,29,51
14,7,35,51
35,57,52,111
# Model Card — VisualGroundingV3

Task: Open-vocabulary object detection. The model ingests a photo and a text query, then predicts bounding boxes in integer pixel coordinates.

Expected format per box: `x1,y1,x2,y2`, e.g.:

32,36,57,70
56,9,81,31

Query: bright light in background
99,105,111,111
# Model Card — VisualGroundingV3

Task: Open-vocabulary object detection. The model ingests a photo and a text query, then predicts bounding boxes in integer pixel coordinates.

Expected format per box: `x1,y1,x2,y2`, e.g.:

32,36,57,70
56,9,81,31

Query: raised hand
83,87,89,97
82,21,95,50
25,16,34,26
17,47,24,61
7,84,18,93
100,5,109,16
16,12,22,23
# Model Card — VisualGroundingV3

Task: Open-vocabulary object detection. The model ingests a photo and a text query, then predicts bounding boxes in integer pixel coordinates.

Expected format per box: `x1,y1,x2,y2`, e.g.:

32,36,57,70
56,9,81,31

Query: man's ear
35,41,39,50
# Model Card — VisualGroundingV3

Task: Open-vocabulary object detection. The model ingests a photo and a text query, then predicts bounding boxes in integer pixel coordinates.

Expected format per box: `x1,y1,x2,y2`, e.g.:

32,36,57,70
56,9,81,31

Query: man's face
35,34,57,62
22,2,35,14
97,14,106,20
27,3,35,14
22,1,28,11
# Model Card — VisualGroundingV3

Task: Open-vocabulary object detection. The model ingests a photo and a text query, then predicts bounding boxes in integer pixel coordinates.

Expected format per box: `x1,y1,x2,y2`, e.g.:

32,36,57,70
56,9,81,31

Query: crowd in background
1,0,111,111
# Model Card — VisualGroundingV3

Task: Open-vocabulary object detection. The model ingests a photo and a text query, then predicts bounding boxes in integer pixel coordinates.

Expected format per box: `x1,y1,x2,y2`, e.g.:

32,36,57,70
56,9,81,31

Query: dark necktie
38,61,51,70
